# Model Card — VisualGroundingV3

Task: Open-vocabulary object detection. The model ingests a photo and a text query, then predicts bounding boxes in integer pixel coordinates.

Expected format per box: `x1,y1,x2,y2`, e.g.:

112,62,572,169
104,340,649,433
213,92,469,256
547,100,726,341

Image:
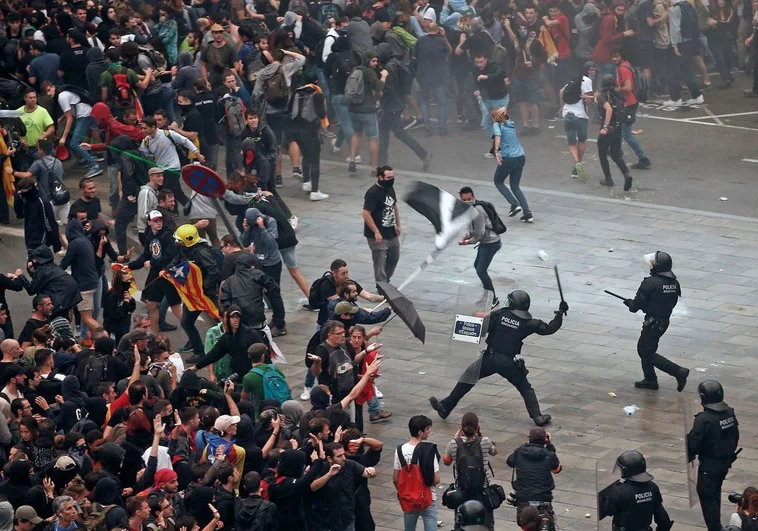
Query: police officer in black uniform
624,251,689,391
598,450,673,531
454,500,489,531
429,290,566,426
687,380,740,531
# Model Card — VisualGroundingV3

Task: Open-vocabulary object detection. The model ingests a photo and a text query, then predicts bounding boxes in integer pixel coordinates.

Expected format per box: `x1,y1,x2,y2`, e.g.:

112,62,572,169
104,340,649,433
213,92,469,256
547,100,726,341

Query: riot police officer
687,380,740,531
429,290,566,426
454,500,489,531
598,450,673,531
624,251,689,391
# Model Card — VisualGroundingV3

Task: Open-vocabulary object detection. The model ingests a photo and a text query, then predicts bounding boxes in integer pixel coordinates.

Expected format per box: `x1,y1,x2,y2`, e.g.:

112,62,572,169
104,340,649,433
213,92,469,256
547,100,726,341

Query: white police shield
596,449,626,531
445,287,493,384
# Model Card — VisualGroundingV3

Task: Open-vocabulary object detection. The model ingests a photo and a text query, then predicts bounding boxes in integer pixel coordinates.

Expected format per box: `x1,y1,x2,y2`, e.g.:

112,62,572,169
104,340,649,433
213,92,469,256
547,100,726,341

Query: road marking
742,158,758,164
682,110,758,121
646,115,758,132
702,104,725,126
557,135,597,143
0,226,26,237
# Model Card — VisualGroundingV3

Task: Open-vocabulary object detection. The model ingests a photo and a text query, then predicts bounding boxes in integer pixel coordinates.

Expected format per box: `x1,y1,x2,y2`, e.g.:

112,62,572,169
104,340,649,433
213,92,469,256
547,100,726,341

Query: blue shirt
493,120,525,159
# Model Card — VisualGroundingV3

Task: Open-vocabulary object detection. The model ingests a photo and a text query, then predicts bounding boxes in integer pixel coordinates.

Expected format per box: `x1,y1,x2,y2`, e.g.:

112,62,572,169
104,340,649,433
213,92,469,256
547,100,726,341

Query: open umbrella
377,281,426,344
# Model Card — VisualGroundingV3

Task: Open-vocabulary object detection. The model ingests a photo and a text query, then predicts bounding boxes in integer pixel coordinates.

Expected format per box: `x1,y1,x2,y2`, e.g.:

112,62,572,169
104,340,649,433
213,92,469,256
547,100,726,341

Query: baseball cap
214,415,240,433
15,507,42,525
227,305,242,317
148,210,163,221
54,455,77,472
333,301,358,315
129,329,149,342
148,167,165,176
211,23,224,31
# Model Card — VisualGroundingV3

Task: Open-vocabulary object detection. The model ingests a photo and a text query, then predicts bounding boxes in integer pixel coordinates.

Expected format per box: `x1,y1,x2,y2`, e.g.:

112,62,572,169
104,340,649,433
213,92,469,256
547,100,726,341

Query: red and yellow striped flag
160,261,220,320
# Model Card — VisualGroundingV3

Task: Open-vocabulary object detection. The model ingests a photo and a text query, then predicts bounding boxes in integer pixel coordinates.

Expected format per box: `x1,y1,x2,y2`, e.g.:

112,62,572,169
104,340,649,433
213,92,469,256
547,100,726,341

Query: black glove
623,299,632,308
559,301,569,314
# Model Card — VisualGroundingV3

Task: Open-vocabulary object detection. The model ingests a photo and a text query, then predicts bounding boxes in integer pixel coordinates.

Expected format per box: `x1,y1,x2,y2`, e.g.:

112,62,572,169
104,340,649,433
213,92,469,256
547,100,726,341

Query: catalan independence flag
160,261,220,320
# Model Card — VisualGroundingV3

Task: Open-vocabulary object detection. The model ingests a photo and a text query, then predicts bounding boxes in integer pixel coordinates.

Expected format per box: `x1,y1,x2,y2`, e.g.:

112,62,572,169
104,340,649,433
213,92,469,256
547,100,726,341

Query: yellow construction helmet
174,224,200,247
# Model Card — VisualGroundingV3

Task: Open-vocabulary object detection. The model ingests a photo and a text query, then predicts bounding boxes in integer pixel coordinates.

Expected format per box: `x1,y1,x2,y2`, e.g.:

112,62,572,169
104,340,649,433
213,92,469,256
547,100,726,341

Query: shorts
637,40,655,70
511,77,541,104
349,111,379,138
280,245,298,268
266,112,295,146
51,201,71,225
563,113,588,145
142,274,182,306
78,289,96,312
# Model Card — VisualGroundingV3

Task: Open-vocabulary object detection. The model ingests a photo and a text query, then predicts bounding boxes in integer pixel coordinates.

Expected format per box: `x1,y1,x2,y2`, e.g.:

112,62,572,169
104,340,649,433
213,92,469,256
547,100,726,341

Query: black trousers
597,129,628,180
297,127,321,192
440,351,543,419
164,169,190,206
378,109,428,166
115,197,138,254
637,318,683,382
668,40,702,101
697,463,729,531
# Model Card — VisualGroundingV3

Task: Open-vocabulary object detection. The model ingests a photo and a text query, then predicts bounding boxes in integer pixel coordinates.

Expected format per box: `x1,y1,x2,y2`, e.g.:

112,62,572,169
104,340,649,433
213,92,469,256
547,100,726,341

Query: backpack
344,67,366,106
70,417,99,436
588,14,607,48
454,436,487,494
264,65,291,107
396,444,433,512
146,130,191,167
42,157,69,206
222,95,247,136
562,76,583,105
677,1,699,39
307,272,332,308
57,85,96,116
620,63,649,103
289,87,320,124
475,200,507,235
83,352,108,394
138,45,167,71
600,89,629,126
84,504,117,531
109,66,134,109
740,514,758,531
251,365,291,403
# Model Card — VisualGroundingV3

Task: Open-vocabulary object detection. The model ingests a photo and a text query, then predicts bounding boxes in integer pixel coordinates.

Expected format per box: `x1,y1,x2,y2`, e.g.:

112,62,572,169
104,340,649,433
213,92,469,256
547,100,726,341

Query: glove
623,299,632,308
558,301,569,314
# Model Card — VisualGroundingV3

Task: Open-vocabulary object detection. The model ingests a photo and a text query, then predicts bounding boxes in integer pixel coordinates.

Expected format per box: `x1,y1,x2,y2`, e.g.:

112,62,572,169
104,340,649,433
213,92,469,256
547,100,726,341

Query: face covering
378,178,394,188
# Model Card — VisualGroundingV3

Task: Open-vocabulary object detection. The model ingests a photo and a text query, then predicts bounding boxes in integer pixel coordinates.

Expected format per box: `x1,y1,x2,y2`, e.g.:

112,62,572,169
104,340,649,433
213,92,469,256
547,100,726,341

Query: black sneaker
520,212,534,223
348,161,357,173
302,303,318,311
599,178,615,187
533,414,552,426
178,342,194,354
623,174,633,192
422,152,433,172
508,204,522,217
275,174,283,185
159,323,177,332
292,167,303,180
429,396,449,419
571,167,579,179
631,158,651,170
676,368,690,392
270,325,287,337
634,380,659,390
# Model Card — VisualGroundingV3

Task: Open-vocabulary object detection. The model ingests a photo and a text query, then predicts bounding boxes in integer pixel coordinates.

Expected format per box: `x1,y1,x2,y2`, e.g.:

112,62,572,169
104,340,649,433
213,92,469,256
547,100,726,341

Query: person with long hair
156,4,179,65
729,487,758,527
103,265,136,344
346,325,390,430
706,0,737,88
492,107,532,223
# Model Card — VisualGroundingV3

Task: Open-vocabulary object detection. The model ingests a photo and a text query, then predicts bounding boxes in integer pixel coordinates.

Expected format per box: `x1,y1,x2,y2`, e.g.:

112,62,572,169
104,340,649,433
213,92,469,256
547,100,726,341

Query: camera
506,492,518,507
221,373,239,385
728,492,742,505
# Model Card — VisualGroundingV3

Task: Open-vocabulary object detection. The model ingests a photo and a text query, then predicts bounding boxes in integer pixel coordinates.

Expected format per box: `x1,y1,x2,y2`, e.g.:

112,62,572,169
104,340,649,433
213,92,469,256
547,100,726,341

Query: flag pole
371,248,441,311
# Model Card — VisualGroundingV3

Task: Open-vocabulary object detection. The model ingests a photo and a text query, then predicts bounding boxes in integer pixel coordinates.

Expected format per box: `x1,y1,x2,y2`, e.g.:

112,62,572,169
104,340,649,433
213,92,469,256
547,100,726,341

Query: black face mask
378,178,394,188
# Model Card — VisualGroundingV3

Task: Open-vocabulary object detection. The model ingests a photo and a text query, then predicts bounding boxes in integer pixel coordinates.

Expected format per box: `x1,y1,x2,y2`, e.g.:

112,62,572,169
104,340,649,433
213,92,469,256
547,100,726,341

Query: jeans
418,80,448,133
332,94,353,148
107,165,119,210
367,395,380,416
181,307,205,357
480,96,509,137
80,275,103,338
403,499,437,531
70,116,96,167
115,197,137,253
668,40,701,101
367,237,400,284
708,33,734,82
621,106,646,161
597,129,628,180
158,297,170,327
160,85,178,124
378,109,428,166
494,155,529,213
474,241,501,295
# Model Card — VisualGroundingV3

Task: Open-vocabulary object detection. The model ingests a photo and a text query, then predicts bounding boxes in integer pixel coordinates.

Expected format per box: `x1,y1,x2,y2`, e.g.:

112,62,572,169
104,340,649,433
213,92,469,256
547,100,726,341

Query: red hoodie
89,103,145,151
591,10,625,63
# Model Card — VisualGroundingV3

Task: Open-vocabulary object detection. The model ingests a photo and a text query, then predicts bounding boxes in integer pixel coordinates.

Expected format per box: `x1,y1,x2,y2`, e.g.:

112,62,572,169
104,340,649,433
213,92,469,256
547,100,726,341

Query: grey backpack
344,67,366,106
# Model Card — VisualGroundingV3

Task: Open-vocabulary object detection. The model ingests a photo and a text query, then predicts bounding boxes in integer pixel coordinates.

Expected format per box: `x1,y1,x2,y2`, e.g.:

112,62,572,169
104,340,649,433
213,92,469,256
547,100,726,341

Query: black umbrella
377,282,426,344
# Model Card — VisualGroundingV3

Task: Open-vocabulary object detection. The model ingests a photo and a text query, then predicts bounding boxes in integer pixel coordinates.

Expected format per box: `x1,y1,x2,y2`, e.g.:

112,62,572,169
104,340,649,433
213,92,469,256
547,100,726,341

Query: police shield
445,287,493,384
596,448,626,531
681,395,699,508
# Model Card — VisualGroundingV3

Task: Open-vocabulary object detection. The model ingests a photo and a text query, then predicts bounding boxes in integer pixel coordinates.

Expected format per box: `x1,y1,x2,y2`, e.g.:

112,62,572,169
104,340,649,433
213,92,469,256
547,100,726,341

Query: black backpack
740,514,758,531
58,84,96,106
308,272,332,308
475,200,507,235
454,436,487,494
677,1,699,40
563,76,583,105
83,353,108,394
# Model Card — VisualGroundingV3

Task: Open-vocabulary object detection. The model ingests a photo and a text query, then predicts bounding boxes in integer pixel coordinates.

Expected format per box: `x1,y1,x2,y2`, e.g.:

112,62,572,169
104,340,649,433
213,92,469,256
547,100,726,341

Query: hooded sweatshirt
235,495,279,531
575,3,601,60
242,208,281,266
14,186,62,252
252,55,307,114
220,253,285,327
0,461,32,508
21,246,82,314
56,375,89,433
348,50,383,113
268,450,325,531
86,47,108,97
90,103,145,144
170,370,223,410
506,442,561,502
172,51,203,91
60,220,99,291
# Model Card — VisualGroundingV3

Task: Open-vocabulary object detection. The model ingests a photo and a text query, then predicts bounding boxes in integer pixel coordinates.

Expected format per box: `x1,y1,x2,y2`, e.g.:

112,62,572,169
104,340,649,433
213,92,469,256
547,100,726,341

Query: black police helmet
507,290,531,319
456,500,487,527
616,450,653,482
698,380,727,411
651,251,672,272
443,486,468,510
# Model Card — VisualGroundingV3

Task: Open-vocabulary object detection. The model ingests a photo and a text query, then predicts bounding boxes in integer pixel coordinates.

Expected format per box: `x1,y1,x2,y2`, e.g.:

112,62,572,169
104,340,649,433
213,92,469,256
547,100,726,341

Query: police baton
604,290,627,301
554,265,567,315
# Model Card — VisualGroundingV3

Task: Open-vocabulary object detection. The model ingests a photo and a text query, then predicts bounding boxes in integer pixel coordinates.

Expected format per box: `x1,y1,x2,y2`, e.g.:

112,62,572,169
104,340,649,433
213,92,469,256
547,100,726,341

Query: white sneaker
484,152,495,159
331,138,340,153
288,216,299,231
310,191,329,201
685,95,704,105
662,99,683,107
302,181,312,192
374,384,383,399
300,386,312,401
345,155,362,163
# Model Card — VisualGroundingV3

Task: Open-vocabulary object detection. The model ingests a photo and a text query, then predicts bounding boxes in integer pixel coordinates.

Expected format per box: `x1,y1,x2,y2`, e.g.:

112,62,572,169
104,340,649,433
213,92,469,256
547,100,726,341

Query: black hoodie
506,442,561,502
194,318,266,377
60,219,100,291
268,450,325,531
14,186,61,252
21,246,83,315
54,375,89,433
235,495,279,531
220,253,284,327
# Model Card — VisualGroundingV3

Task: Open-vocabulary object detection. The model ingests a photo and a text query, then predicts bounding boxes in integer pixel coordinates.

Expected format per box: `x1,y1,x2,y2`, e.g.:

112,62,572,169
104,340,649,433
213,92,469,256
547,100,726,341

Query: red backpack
396,444,433,512
109,66,134,108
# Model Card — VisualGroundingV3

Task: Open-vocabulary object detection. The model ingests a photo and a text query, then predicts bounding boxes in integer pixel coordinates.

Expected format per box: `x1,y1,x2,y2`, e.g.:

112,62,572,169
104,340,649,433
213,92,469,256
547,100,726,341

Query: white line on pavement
0,226,26,237
558,135,597,143
682,110,758,121
646,115,758,132
742,158,758,164
702,104,725,126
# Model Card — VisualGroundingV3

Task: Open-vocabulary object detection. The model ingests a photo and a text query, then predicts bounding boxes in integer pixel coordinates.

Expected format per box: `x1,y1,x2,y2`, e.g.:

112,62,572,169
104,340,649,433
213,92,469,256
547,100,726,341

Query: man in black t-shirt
69,178,110,224
18,294,53,349
58,30,90,90
362,166,401,287
193,78,220,169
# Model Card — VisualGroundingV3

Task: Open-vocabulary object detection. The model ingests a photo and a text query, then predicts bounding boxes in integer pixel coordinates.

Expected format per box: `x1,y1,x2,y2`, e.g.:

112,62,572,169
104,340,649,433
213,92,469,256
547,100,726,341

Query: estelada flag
160,261,220,320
